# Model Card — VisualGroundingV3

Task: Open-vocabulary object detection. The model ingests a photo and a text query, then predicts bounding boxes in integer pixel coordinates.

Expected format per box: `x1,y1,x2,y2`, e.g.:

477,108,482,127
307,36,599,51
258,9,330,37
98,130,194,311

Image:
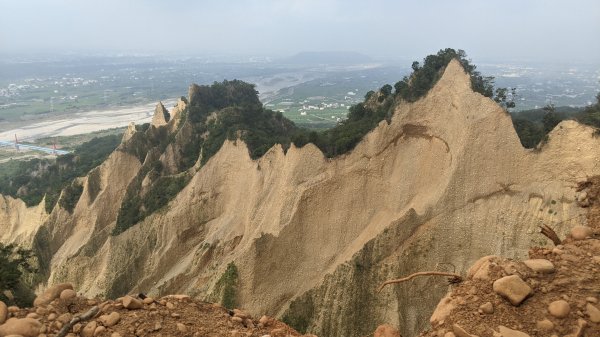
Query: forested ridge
1,48,598,233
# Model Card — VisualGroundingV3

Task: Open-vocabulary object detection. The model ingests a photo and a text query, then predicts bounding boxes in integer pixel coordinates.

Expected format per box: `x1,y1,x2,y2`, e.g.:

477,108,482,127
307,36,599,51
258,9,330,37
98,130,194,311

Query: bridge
0,140,71,155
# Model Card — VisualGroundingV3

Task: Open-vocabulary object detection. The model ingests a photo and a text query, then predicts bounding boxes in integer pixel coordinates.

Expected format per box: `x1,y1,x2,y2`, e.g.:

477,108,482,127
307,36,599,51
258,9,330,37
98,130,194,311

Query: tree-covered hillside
3,48,598,230
510,94,600,149
0,135,121,212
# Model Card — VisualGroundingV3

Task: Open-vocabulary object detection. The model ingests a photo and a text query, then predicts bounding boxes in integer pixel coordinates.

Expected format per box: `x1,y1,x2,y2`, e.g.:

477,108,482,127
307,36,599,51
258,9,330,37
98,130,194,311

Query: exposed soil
2,295,304,337
418,177,600,337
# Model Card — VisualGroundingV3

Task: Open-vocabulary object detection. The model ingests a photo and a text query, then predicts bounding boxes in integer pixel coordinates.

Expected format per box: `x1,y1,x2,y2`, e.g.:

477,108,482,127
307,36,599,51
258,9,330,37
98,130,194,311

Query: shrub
214,262,239,309
58,182,83,213
0,243,37,306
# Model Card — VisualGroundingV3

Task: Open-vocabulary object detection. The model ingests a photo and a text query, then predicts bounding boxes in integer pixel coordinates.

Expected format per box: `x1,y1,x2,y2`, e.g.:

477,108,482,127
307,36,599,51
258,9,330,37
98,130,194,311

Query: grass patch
213,262,239,310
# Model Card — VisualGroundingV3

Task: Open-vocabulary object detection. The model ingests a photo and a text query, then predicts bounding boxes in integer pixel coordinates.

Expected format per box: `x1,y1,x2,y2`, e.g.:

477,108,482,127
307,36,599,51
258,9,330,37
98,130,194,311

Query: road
0,140,70,155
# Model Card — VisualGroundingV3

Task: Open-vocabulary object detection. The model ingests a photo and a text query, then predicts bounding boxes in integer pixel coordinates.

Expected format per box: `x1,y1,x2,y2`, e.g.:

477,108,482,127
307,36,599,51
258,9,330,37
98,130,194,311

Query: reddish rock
0,301,7,324
374,324,401,337
98,312,121,327
33,283,73,307
548,300,570,318
122,296,143,310
492,275,532,306
571,226,592,240
59,289,77,301
0,317,42,337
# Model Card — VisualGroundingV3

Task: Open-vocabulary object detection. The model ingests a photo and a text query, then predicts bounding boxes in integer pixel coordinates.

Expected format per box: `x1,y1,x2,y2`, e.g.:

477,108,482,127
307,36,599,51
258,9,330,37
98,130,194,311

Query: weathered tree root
539,224,562,245
56,306,99,337
377,272,463,293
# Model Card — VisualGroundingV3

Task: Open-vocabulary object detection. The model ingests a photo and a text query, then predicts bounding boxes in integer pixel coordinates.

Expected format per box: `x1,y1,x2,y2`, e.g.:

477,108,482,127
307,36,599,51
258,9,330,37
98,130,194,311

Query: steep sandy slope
0,195,47,246
418,193,600,337
1,60,599,337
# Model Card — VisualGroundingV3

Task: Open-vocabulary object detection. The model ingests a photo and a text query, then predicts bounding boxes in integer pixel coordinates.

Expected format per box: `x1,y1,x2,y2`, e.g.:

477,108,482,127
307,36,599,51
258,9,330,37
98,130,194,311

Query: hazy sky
1,0,599,63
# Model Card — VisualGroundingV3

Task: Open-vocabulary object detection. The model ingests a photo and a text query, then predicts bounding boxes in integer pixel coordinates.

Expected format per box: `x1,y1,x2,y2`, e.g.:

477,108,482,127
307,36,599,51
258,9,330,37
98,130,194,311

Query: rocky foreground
1,231,599,337
417,224,600,337
0,290,309,337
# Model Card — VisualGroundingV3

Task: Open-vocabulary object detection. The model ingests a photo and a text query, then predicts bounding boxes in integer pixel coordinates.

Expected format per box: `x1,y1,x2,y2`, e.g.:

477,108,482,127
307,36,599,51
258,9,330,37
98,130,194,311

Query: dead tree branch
377,272,462,293
56,306,99,337
539,224,561,245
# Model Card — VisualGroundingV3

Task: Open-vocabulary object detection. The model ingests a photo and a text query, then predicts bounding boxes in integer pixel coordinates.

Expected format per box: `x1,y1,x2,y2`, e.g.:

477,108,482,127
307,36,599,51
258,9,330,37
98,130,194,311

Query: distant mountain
282,51,373,65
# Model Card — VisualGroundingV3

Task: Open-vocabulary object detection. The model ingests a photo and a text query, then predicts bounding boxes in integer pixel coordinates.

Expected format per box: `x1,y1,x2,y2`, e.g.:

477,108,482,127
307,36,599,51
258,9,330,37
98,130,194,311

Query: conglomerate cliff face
1,60,599,337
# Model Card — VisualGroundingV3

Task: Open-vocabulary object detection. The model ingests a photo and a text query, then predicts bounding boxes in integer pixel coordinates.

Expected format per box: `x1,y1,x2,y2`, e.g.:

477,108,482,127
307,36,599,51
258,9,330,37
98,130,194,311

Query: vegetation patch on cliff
0,243,38,306
209,262,239,310
0,134,120,212
510,94,600,148
58,181,83,213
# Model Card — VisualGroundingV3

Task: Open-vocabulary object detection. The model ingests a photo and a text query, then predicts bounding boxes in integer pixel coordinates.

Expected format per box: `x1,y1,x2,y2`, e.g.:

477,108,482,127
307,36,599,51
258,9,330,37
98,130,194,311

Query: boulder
59,289,77,301
98,312,121,327
374,324,401,337
81,321,97,337
452,323,475,337
0,317,42,337
535,319,554,331
497,326,530,337
479,302,494,314
430,294,456,326
492,275,532,306
0,301,7,324
259,315,273,327
548,300,570,318
522,259,555,274
570,226,592,240
233,309,249,319
586,303,600,323
94,325,106,336
33,283,73,307
57,313,72,323
467,256,497,281
122,296,142,310
176,323,187,332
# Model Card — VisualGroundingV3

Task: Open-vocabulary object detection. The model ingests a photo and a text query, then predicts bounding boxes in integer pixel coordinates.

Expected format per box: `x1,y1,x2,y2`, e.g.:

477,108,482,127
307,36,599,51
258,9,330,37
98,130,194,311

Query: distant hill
282,51,373,65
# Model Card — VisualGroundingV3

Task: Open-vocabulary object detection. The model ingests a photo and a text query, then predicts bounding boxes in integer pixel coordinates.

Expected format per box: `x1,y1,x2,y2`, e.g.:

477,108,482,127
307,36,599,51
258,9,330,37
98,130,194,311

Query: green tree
379,84,393,97
542,104,561,134
578,92,600,128
494,87,517,109
0,243,37,305
378,84,393,102
392,48,498,102
512,118,544,148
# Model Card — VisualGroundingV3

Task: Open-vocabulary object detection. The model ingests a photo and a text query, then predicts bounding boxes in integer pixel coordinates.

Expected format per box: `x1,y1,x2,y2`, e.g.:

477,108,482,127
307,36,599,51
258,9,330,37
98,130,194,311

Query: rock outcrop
151,101,170,127
2,60,600,337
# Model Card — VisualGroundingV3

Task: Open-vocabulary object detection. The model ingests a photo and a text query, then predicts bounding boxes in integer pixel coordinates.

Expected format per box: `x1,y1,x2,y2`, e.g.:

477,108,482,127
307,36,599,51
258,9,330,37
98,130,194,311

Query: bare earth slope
418,229,600,337
1,60,599,337
0,290,303,337
418,182,600,337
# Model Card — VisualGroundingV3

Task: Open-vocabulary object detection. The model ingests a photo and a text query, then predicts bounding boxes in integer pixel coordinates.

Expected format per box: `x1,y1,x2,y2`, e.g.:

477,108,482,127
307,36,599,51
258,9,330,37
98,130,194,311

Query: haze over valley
1,1,600,337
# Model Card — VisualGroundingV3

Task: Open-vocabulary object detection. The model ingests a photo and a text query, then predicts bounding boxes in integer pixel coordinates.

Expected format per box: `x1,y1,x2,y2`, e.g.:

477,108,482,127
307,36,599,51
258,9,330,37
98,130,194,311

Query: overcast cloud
1,0,599,63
